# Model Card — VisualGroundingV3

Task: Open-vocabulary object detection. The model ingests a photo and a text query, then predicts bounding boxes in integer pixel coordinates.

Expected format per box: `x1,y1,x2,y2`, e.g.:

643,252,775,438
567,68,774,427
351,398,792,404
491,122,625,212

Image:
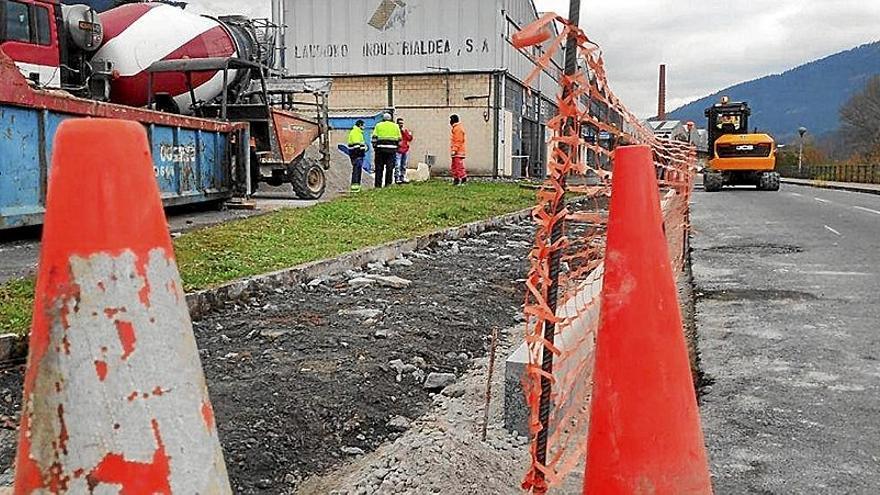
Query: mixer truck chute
147,56,332,200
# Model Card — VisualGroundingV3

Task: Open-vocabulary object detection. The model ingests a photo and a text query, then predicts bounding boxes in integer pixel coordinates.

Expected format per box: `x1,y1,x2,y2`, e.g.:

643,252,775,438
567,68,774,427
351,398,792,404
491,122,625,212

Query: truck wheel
768,172,781,191
758,172,780,191
704,172,723,192
292,158,327,200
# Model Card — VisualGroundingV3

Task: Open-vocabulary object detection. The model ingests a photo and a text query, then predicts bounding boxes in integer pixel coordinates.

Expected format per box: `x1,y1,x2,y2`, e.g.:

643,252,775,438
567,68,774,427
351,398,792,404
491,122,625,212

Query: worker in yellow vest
371,113,402,188
347,120,367,193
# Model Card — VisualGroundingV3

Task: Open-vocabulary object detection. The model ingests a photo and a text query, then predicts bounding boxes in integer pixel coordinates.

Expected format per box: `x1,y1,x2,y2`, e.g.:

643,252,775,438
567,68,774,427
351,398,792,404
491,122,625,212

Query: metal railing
778,164,880,185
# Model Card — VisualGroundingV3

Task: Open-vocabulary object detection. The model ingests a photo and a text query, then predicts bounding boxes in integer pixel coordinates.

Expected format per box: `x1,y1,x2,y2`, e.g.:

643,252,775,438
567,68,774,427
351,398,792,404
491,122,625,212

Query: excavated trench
0,218,536,493
0,200,706,493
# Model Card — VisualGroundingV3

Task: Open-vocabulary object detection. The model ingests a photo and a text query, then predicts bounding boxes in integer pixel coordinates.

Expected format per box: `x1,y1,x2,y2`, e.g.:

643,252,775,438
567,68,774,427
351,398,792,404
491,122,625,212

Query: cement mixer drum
93,3,252,113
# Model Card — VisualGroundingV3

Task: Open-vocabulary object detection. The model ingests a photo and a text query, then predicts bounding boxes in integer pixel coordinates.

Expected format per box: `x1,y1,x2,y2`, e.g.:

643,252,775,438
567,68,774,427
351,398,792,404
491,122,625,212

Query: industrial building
275,0,564,178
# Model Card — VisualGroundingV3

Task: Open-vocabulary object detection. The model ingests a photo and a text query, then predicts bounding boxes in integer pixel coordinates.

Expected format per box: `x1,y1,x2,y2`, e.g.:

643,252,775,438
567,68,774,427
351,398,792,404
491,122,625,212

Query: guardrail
778,164,880,185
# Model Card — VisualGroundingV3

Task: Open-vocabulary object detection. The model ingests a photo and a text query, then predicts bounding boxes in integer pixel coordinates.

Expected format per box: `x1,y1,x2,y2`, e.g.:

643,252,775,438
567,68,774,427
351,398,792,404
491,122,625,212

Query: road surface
692,184,880,493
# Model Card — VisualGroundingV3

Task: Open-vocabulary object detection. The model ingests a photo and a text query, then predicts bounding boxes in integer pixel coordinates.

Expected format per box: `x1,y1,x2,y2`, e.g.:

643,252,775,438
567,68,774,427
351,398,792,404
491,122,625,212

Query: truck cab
0,0,61,87
1,0,105,95
703,97,779,192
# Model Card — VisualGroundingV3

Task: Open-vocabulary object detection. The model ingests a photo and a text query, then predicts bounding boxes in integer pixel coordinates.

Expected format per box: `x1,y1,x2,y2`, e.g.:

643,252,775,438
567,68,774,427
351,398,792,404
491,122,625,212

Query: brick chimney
658,64,667,120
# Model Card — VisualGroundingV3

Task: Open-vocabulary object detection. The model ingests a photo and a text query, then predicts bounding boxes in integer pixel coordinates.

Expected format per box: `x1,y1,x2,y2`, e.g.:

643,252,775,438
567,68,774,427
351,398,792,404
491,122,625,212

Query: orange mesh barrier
513,13,697,493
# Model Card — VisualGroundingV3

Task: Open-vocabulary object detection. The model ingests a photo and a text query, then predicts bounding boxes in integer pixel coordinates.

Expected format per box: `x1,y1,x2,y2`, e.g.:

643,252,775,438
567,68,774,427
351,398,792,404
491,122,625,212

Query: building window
4,1,31,43
35,5,50,45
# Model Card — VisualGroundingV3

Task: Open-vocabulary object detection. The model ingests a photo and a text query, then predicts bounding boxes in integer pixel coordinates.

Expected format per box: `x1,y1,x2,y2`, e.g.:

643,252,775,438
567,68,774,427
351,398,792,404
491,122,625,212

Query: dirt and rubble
297,323,536,495
0,216,541,492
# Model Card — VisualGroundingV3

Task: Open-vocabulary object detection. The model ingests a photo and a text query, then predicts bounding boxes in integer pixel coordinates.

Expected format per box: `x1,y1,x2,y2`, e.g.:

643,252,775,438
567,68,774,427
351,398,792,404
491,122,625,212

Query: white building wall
282,0,563,93
284,0,502,76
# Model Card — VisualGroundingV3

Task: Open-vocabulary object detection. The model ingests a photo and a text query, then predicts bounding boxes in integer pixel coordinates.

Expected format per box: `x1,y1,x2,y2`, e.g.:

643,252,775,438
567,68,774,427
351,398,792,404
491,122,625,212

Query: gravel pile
296,325,537,495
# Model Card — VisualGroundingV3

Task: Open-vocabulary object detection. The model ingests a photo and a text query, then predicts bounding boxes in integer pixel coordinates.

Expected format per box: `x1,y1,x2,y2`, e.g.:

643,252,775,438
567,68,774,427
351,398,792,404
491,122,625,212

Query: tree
802,140,828,166
777,139,827,168
839,75,880,159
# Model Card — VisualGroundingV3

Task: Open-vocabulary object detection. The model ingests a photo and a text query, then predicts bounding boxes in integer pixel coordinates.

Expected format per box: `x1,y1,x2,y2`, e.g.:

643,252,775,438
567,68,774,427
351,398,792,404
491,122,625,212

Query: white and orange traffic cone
583,145,712,494
14,119,231,493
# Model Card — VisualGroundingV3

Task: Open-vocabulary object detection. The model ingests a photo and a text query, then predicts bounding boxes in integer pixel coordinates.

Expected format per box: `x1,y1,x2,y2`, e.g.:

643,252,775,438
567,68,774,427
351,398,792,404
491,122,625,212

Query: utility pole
533,0,580,493
798,127,808,175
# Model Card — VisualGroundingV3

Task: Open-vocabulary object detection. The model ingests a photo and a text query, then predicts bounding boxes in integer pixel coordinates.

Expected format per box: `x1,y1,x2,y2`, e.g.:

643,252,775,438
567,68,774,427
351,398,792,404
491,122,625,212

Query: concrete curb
185,206,535,319
781,178,880,196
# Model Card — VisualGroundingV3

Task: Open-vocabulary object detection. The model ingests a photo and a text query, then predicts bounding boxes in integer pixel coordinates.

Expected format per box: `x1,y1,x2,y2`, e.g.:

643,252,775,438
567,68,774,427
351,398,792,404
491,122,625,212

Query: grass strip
0,181,535,337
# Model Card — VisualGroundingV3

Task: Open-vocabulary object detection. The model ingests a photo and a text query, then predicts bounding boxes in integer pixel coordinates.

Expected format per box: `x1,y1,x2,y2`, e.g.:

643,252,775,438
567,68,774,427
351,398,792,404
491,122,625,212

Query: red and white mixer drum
94,2,239,113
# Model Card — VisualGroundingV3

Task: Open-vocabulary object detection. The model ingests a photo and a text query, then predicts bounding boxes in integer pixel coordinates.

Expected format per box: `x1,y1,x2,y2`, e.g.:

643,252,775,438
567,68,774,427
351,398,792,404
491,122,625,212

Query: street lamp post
798,127,807,176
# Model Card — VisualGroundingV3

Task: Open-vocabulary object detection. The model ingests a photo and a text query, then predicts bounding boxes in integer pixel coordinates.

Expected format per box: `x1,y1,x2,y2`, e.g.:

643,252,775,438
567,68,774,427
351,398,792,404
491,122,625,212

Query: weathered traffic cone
14,119,231,493
583,145,712,494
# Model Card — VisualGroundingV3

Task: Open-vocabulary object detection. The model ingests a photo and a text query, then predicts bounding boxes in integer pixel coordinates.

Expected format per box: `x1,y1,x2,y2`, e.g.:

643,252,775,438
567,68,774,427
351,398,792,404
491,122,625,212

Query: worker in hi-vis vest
371,113,402,188
450,114,468,185
347,120,367,193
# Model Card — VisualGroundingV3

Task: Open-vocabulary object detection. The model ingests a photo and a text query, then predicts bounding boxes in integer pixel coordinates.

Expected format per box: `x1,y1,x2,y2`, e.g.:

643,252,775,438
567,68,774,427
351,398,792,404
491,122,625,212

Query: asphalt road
692,184,880,493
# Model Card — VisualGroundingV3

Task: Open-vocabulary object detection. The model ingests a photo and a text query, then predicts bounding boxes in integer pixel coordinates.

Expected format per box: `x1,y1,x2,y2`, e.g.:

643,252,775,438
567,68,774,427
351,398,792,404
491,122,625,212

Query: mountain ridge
668,41,880,142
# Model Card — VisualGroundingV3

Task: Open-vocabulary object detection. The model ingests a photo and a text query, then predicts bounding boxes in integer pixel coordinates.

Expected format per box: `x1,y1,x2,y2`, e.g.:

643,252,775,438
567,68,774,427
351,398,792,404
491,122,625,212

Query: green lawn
0,181,535,337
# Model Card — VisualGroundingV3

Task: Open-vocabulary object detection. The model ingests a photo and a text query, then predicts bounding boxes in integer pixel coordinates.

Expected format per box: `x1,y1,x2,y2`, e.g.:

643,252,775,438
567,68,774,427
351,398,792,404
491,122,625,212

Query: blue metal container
329,112,385,173
0,101,246,231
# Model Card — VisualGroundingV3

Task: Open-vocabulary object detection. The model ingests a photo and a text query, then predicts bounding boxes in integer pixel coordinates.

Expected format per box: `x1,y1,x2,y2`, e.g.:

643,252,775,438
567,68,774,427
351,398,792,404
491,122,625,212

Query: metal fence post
533,1,580,493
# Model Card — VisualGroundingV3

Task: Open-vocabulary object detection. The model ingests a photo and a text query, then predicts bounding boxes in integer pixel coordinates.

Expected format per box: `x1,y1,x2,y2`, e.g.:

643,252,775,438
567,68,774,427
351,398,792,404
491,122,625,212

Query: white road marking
854,205,880,216
804,271,874,277
789,192,803,197
824,225,841,236
814,197,831,204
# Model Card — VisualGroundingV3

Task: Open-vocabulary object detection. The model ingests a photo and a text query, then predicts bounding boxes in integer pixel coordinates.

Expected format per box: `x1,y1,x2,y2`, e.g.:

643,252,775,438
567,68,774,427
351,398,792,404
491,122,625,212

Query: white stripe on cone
23,249,230,492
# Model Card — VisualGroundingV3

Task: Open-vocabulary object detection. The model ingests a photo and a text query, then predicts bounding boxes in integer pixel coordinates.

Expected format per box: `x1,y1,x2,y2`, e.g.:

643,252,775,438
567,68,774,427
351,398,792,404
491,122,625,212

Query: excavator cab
703,97,779,192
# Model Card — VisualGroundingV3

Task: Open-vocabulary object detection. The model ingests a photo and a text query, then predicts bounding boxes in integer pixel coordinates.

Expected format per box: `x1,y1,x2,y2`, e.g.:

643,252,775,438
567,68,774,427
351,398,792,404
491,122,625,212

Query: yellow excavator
703,97,779,192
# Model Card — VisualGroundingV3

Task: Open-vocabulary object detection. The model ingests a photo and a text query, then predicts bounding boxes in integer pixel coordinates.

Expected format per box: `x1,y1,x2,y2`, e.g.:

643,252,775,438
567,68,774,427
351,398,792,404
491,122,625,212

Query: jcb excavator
703,97,779,192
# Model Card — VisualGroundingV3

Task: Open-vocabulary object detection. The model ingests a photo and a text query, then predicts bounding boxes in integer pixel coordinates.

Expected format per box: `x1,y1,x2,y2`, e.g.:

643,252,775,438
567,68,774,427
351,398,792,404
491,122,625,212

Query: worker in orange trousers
450,114,468,186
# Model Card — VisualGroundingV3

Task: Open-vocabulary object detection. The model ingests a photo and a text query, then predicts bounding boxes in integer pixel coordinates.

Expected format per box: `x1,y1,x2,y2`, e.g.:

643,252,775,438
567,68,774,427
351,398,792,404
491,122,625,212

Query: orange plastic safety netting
512,13,698,493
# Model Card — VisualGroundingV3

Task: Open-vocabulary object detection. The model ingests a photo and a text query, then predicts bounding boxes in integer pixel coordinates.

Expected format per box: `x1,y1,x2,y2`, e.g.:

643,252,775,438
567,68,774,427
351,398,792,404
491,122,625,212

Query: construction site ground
9,182,873,493
0,215,544,493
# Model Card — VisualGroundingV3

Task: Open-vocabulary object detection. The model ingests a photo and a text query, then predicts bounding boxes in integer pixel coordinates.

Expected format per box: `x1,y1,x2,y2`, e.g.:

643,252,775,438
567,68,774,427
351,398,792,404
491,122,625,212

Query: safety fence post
530,1,582,493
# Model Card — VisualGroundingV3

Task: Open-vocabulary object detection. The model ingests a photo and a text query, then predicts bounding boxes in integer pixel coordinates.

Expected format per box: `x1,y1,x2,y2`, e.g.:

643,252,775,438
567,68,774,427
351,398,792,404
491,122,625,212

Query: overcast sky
188,1,880,117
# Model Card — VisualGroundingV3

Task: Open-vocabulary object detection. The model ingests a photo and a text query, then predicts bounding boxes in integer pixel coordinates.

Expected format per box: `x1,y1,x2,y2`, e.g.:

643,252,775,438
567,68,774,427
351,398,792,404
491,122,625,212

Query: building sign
285,0,500,75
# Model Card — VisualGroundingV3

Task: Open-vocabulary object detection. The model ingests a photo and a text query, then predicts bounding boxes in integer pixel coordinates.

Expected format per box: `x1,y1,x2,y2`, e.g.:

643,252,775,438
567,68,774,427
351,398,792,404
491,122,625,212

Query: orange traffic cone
14,120,231,493
583,145,712,494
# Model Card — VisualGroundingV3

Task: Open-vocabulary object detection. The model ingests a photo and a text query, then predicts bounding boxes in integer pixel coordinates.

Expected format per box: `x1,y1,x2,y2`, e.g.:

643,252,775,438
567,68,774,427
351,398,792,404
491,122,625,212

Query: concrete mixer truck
0,1,331,230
